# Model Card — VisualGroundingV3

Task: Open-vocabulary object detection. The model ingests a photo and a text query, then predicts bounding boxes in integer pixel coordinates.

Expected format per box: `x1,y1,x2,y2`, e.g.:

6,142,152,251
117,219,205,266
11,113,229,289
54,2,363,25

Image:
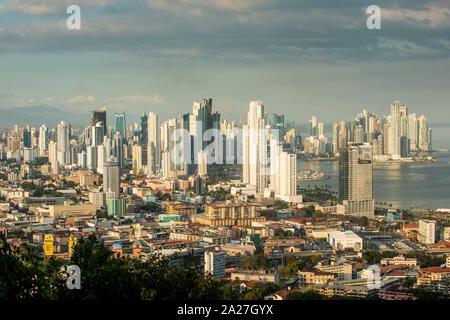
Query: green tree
241,283,279,300
285,290,323,300
0,234,64,300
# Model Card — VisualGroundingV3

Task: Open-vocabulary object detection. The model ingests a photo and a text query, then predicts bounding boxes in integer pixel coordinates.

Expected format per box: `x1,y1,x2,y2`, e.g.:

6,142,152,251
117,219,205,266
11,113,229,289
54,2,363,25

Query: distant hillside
0,106,90,128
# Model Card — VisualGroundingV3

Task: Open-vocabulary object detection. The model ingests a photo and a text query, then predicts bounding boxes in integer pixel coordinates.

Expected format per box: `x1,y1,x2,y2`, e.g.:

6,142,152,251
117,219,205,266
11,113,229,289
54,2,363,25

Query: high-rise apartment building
339,142,374,218
103,157,120,197
332,122,339,154
38,125,48,157
418,219,436,244
242,101,269,194
132,144,143,175
56,121,70,165
389,101,402,160
147,112,160,176
309,115,318,137
418,115,430,151
408,113,418,151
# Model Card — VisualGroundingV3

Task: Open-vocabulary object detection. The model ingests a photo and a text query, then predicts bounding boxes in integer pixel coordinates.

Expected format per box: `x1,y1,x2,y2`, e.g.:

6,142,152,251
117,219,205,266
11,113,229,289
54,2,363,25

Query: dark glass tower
92,110,107,134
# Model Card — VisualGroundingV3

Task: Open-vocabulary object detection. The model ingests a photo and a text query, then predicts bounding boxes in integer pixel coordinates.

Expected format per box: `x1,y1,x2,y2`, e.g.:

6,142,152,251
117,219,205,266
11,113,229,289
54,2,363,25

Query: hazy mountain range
0,106,91,128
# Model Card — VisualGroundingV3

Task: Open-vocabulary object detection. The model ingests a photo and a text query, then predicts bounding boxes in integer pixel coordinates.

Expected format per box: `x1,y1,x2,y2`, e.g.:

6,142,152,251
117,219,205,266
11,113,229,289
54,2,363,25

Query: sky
1,0,450,124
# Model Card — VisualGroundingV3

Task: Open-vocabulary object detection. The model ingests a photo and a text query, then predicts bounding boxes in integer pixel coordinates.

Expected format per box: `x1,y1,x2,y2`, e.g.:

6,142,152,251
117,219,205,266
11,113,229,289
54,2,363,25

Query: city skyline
2,0,450,306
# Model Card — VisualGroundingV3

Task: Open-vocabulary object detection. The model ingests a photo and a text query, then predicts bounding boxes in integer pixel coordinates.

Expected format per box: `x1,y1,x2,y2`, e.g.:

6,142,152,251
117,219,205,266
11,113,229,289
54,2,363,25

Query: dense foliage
0,234,239,300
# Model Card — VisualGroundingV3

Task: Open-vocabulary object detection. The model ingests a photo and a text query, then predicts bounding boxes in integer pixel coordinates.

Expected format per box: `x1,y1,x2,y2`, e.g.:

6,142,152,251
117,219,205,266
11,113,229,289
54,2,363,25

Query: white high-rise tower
389,101,402,160
242,101,269,194
38,125,48,157
147,112,161,176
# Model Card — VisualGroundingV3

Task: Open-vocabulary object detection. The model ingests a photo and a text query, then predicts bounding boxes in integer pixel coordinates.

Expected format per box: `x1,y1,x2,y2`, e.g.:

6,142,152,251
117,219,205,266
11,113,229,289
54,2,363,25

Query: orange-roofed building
403,223,419,239
417,267,450,286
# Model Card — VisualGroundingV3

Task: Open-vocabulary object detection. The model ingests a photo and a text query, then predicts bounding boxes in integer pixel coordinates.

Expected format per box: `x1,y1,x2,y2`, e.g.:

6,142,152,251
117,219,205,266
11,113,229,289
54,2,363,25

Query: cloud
65,95,97,104
148,0,273,16
0,0,450,63
382,4,450,28
9,0,119,16
106,95,164,104
0,94,57,108
377,38,438,56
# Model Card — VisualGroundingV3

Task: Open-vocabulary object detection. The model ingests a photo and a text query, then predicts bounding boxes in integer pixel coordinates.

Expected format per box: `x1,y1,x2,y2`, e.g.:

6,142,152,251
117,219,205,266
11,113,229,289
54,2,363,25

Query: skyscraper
92,110,107,135
48,140,59,175
132,144,143,175
38,125,48,157
408,113,418,151
389,101,402,160
147,112,161,176
96,145,106,174
139,113,149,167
160,118,181,178
140,113,148,145
23,126,31,149
242,101,269,194
418,115,430,151
113,113,126,139
400,112,410,157
103,157,120,197
92,122,104,146
197,149,208,176
318,122,324,138
338,121,347,153
56,121,70,165
332,122,339,154
339,143,374,218
309,115,318,137
272,113,285,140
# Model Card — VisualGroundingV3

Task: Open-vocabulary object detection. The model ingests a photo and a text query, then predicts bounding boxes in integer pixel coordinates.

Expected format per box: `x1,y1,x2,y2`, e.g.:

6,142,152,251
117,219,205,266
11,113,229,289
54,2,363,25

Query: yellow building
195,202,265,227
48,203,97,218
298,271,335,285
166,202,196,216
417,267,450,286
444,226,450,242
316,262,353,281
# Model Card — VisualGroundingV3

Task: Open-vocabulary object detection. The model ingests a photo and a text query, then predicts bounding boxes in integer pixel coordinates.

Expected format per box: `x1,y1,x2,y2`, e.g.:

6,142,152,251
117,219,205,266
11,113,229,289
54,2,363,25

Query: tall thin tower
147,112,161,176
389,101,402,160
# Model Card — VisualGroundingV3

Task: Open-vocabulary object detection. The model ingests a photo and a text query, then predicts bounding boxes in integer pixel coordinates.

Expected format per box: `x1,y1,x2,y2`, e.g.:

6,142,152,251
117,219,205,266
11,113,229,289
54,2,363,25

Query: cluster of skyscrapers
332,101,432,160
0,99,433,219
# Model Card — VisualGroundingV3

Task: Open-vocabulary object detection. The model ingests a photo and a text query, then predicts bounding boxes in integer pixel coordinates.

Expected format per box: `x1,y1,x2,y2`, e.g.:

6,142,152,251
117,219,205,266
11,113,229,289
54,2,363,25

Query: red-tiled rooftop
428,241,450,249
381,264,410,274
421,267,450,273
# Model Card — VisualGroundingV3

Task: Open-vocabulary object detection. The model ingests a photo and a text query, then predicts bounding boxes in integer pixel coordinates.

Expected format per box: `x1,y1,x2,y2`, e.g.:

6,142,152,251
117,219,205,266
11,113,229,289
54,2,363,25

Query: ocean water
297,123,450,210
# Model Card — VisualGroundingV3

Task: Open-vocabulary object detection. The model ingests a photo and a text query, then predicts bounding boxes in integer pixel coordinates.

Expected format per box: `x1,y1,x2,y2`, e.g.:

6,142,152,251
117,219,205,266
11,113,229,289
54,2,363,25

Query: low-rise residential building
195,202,265,227
316,261,353,280
165,202,196,216
230,270,279,284
417,267,450,287
43,203,96,218
298,270,335,285
380,255,417,267
327,230,363,252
